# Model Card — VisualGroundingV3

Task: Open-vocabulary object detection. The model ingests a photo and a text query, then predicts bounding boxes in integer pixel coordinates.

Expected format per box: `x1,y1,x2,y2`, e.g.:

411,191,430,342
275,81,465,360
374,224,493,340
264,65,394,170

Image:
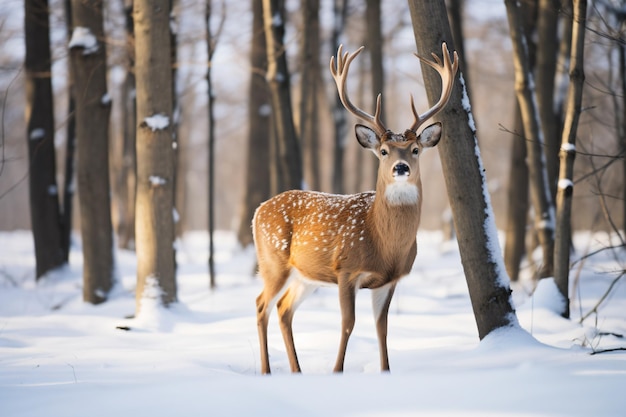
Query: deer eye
380,149,388,156
412,147,419,155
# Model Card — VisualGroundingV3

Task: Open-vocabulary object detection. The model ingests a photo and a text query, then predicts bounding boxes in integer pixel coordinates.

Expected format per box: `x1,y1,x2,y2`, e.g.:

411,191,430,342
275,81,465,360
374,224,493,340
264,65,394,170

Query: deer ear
355,124,380,150
418,122,442,148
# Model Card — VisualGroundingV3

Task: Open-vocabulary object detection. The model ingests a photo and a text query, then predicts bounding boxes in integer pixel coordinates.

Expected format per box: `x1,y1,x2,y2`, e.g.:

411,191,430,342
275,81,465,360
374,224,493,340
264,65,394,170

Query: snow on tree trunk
134,0,177,312
407,0,518,340
70,0,115,304
554,0,588,319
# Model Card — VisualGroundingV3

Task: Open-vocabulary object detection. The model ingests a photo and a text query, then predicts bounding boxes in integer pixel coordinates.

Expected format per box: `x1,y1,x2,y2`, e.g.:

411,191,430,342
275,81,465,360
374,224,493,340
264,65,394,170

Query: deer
253,43,458,374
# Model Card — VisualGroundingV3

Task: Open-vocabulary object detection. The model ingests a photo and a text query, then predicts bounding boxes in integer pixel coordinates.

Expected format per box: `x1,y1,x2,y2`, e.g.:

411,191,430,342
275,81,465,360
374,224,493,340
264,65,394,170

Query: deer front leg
371,282,396,372
333,277,357,373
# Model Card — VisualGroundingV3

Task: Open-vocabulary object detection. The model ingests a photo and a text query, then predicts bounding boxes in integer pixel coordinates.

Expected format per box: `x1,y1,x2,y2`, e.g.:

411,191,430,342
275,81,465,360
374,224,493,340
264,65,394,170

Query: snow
558,179,574,190
68,27,99,55
0,230,625,416
29,128,45,141
143,114,170,131
149,176,167,186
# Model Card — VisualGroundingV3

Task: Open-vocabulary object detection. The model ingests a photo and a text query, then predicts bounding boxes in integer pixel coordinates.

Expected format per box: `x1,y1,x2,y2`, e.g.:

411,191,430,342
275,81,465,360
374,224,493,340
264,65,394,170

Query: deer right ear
355,124,380,151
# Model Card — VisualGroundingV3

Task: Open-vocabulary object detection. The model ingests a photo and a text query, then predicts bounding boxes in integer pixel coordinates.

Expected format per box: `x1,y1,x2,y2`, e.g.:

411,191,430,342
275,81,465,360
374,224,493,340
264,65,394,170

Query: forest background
1,0,623,235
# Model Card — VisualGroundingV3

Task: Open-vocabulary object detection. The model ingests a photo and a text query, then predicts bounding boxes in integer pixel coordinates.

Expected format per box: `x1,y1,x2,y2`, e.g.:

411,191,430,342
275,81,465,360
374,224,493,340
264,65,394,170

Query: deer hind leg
371,282,396,372
276,274,316,373
256,264,291,375
333,276,357,373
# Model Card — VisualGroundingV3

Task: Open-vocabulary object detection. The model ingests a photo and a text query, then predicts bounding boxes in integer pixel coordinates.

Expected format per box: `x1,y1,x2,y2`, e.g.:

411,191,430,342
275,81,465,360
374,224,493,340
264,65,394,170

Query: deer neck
368,178,422,253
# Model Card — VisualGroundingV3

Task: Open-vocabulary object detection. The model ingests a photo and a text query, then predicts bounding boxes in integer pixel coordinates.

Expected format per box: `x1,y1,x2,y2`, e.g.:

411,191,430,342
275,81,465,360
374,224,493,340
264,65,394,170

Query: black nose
393,163,410,176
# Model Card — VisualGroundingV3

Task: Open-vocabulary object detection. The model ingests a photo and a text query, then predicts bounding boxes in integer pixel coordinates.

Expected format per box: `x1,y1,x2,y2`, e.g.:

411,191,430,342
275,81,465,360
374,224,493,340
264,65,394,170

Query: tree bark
504,103,529,282
362,0,383,191
554,0,587,319
62,0,76,263
70,0,115,303
504,0,556,279
536,0,561,201
262,0,302,192
24,0,66,279
134,0,177,311
407,0,518,339
331,0,348,194
300,0,321,191
117,0,137,250
237,0,271,248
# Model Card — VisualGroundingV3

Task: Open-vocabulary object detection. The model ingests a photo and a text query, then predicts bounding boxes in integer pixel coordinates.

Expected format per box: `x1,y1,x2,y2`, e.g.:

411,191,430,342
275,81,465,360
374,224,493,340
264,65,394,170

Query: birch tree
134,0,177,311
407,0,518,339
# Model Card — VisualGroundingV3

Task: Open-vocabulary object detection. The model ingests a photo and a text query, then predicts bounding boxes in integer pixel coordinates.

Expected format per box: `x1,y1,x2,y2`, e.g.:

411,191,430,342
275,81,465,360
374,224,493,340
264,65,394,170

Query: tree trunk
134,0,177,311
206,0,224,287
407,0,518,339
554,0,587,319
331,0,348,194
504,0,556,279
237,0,271,248
62,0,76,263
70,0,115,303
504,0,534,282
362,0,383,191
262,0,302,192
117,0,137,250
536,0,561,201
300,0,321,191
504,103,529,282
24,0,66,279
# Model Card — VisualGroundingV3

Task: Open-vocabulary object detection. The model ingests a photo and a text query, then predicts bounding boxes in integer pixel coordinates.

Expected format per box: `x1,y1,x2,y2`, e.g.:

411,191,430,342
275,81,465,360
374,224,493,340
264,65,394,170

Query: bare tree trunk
62,0,76,262
206,0,225,287
331,0,348,194
504,103,528,282
24,0,66,279
504,0,534,282
134,0,177,311
536,0,561,200
70,0,115,303
117,0,137,250
618,44,626,236
504,0,556,279
362,0,383,191
554,0,587,319
237,0,271,248
262,0,302,192
300,0,321,191
408,0,518,339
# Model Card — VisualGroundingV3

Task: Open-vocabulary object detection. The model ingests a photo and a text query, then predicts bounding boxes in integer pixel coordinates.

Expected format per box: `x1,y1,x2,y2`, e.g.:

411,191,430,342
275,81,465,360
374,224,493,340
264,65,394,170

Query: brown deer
253,43,458,374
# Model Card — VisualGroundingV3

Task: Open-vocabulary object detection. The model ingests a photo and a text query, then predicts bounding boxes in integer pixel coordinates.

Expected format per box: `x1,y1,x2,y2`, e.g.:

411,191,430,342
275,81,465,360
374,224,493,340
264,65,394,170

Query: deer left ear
418,122,442,148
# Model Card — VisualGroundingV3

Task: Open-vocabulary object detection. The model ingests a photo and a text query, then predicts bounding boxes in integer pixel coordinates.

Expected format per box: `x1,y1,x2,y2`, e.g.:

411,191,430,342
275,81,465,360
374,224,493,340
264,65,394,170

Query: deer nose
393,162,410,177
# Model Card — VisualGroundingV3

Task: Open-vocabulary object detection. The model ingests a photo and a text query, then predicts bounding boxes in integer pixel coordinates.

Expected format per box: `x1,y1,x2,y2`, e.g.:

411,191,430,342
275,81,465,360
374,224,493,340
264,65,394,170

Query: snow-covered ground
0,230,624,416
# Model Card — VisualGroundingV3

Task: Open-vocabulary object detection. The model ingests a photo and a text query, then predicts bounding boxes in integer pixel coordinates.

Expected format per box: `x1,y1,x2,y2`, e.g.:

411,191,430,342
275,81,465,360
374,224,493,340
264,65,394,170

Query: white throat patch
385,182,419,206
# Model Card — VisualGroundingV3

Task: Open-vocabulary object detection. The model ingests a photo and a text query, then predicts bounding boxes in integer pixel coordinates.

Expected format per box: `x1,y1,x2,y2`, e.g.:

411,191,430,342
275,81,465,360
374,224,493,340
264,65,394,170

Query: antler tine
409,42,459,132
330,45,388,137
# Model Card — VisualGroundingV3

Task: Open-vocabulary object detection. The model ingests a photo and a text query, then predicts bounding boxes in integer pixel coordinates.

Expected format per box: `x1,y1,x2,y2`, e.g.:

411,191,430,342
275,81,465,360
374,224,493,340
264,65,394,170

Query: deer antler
330,45,388,137
409,42,459,132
